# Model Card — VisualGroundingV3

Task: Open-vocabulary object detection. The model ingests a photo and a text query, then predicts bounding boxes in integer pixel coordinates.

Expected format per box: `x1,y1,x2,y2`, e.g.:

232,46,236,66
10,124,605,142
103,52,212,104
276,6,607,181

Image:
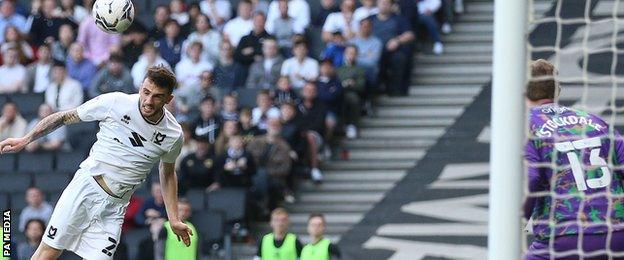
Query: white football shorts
42,170,129,260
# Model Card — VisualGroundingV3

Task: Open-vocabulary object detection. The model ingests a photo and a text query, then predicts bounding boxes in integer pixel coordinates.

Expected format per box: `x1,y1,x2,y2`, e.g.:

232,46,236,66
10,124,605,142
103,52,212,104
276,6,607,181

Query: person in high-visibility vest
256,207,303,260
156,199,199,260
301,213,341,260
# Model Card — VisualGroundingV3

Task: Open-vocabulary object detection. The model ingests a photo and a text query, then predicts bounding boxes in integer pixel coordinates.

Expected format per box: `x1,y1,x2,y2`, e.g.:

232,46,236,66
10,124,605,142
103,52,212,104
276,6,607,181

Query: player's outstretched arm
0,109,80,154
159,161,193,247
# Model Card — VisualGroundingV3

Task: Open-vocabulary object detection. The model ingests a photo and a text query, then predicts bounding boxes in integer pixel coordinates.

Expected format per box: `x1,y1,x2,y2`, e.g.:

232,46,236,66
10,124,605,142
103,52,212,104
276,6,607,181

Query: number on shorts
101,237,117,257
554,137,612,190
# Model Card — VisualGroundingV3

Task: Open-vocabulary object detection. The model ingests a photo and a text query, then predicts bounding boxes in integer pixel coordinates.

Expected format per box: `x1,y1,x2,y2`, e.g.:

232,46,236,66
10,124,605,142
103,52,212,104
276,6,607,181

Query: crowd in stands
1,0,464,258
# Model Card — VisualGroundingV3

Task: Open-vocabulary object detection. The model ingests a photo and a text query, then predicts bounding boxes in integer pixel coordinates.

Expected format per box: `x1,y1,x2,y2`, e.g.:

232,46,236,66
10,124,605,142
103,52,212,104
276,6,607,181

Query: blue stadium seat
47,191,63,206
55,151,87,173
17,152,54,174
10,192,27,212
185,189,206,211
192,210,225,254
0,153,16,174
121,228,150,260
0,193,8,211
0,95,8,110
66,122,98,151
0,174,31,193
234,88,260,109
10,93,44,120
206,188,246,224
34,173,70,193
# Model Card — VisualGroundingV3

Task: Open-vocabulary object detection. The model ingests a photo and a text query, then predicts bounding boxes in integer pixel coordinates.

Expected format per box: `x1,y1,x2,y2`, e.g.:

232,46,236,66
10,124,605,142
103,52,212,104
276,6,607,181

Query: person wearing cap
44,59,83,111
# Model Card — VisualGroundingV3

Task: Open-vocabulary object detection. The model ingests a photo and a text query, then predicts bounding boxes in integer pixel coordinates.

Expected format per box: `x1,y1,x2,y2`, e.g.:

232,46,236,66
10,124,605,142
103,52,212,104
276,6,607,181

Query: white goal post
488,0,528,259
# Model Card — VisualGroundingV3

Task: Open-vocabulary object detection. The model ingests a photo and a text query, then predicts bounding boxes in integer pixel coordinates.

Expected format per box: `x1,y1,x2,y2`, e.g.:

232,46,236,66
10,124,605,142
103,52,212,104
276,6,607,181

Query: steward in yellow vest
301,213,341,260
257,208,303,260
157,200,199,260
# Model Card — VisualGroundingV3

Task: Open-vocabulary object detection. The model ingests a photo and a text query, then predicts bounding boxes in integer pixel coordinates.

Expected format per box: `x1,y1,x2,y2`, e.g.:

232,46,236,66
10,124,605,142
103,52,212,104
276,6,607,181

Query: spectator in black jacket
234,12,271,86
149,5,170,40
190,96,222,143
209,135,257,191
280,102,305,159
178,138,217,194
28,0,77,46
298,82,328,184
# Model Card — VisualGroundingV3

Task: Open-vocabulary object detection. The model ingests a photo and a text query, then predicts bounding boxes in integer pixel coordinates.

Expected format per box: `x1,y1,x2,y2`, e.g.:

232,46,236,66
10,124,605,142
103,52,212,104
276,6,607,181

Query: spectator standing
301,213,341,260
280,40,319,89
223,0,254,47
246,38,284,89
267,0,310,35
266,0,300,57
350,18,382,88
234,12,271,86
134,182,167,227
28,0,77,46
89,54,134,98
51,24,75,61
256,208,303,259
0,0,27,42
131,43,172,90
57,0,88,24
209,135,256,190
17,219,45,260
279,102,305,163
178,138,217,194
175,41,214,89
149,5,171,40
298,83,328,184
312,0,338,27
26,44,53,93
25,104,66,152
156,19,184,67
199,0,232,30
247,119,293,210
156,200,199,260
337,45,366,138
45,59,83,111
213,40,241,92
66,43,97,92
322,0,357,41
371,0,414,96
0,48,27,93
315,60,342,146
181,14,221,64
252,90,281,131
121,23,149,67
417,0,444,55
18,187,53,232
76,15,121,66
190,96,222,143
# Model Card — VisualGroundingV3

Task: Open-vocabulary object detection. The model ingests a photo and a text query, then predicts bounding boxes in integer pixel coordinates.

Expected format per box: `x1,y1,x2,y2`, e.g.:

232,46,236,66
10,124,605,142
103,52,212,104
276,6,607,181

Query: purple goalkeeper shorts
525,232,624,260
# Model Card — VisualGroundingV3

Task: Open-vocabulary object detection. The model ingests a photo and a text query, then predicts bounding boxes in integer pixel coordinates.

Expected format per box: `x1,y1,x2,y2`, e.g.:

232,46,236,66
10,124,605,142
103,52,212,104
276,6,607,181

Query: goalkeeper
524,59,624,259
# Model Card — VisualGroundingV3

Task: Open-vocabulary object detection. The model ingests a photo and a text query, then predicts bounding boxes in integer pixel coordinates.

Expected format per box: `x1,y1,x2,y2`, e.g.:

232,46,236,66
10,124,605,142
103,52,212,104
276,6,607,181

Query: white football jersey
76,92,183,199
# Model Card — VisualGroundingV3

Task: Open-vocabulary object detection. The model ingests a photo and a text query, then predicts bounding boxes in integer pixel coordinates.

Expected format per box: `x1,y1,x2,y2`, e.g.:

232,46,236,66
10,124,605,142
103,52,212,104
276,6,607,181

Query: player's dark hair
146,65,177,94
526,59,557,101
308,213,325,223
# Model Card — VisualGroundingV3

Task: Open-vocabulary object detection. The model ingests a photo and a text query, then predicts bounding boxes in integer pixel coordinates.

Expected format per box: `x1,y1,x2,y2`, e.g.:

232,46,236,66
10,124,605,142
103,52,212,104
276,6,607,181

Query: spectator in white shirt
200,0,232,30
280,40,319,89
0,47,27,93
223,0,254,47
175,41,214,89
131,43,172,89
266,0,310,35
322,0,357,42
170,0,190,27
353,0,378,28
26,43,53,93
25,103,67,152
45,59,83,111
181,14,221,64
252,89,281,131
0,102,26,141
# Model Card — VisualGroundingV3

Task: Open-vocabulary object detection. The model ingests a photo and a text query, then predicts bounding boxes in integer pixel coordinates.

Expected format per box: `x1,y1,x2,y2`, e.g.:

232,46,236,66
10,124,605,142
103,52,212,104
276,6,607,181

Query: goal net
523,0,624,258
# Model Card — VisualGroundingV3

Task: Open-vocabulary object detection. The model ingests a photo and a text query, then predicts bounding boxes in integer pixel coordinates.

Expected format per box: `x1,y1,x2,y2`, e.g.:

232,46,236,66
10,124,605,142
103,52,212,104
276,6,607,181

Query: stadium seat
0,153,16,174
66,122,98,151
34,173,70,193
10,93,44,120
58,251,83,260
234,89,260,109
48,191,63,205
185,189,206,211
0,193,8,211
17,152,54,174
0,174,31,193
55,151,87,173
192,210,225,254
10,192,27,212
206,188,246,224
121,228,150,260
0,94,8,108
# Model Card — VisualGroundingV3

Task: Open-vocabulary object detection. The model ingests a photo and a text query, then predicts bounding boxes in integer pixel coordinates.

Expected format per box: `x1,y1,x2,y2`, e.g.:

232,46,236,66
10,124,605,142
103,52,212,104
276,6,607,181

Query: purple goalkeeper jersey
526,103,624,241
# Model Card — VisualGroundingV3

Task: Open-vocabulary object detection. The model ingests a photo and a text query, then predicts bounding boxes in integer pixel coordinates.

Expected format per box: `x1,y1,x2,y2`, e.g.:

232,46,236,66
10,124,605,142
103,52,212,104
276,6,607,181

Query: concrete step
321,170,407,181
442,33,493,43
287,203,375,213
417,54,492,64
408,85,483,96
412,75,491,85
299,181,396,192
413,65,492,75
453,23,493,33
360,117,455,127
323,160,414,170
298,192,385,203
348,148,426,160
442,44,492,54
377,96,475,106
342,138,436,149
455,14,493,23
466,1,550,14
359,127,446,139
375,107,464,118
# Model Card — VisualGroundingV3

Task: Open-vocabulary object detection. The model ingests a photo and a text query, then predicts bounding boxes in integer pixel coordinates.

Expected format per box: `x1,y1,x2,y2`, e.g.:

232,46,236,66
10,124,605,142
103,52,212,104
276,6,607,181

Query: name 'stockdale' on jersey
76,92,183,199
